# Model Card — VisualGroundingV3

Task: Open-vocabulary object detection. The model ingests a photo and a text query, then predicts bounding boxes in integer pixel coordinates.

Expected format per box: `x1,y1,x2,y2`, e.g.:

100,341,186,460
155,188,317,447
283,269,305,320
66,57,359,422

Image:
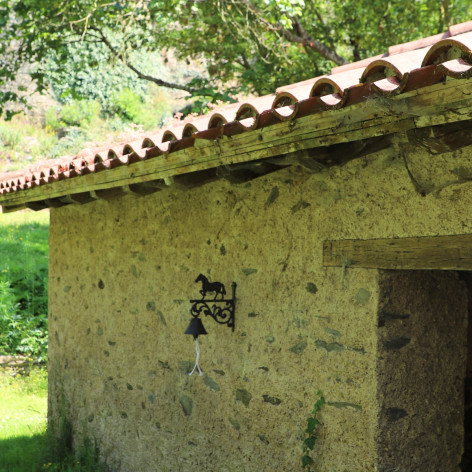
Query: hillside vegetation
0,89,177,173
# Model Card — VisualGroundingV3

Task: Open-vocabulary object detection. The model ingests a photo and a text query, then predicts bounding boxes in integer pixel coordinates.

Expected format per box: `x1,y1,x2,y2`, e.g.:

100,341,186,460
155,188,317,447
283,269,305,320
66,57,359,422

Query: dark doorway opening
460,272,472,471
377,270,468,471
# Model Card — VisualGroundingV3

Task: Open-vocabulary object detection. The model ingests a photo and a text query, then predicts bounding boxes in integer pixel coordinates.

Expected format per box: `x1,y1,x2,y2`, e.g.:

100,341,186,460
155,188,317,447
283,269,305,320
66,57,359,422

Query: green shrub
0,220,49,361
0,281,17,353
0,121,22,148
45,107,61,132
60,100,100,128
110,88,144,123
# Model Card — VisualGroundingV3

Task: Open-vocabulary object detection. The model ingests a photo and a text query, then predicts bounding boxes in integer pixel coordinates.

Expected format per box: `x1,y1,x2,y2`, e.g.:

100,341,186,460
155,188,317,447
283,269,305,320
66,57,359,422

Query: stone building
2,22,472,472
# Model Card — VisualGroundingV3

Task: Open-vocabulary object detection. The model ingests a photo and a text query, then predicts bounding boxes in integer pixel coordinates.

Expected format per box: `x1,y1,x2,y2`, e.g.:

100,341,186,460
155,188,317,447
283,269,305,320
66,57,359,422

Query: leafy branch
234,0,348,66
88,27,199,94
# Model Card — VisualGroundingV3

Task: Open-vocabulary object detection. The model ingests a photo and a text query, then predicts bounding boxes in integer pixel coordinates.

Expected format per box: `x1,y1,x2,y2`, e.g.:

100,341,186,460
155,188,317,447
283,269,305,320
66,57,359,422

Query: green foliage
45,100,100,131
44,107,61,132
1,0,471,116
0,122,22,148
109,88,166,128
43,37,178,121
0,217,49,361
60,101,100,128
302,390,325,470
110,89,143,123
0,116,62,171
44,40,147,105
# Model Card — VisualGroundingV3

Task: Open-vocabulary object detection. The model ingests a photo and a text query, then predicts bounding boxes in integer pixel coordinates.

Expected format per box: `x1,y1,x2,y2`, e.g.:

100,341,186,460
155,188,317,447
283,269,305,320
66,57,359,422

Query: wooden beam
1,203,27,213
67,192,99,204
323,234,472,271
25,201,48,212
124,183,161,196
407,120,472,154
44,198,68,208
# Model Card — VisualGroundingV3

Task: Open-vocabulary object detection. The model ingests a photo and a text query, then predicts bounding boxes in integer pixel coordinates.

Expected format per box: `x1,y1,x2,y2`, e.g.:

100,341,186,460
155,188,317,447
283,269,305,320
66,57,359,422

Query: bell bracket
190,274,236,332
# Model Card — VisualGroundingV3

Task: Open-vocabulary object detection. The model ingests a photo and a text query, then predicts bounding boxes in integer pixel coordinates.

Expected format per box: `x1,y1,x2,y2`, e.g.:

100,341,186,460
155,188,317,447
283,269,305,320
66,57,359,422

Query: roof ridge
332,20,472,75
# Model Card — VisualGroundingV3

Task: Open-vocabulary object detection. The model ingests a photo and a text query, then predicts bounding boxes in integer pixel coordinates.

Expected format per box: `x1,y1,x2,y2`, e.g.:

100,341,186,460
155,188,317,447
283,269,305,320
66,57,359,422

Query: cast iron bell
185,317,208,338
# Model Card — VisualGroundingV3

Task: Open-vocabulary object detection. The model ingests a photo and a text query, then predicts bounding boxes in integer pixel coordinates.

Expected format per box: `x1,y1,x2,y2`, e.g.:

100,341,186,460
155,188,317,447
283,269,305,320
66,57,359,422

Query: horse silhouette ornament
195,273,226,300
187,274,237,333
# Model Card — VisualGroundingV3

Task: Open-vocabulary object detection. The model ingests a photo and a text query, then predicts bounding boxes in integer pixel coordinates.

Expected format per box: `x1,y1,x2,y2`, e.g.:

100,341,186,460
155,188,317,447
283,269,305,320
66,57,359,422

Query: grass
0,368,108,472
0,367,48,472
0,211,49,471
0,210,49,226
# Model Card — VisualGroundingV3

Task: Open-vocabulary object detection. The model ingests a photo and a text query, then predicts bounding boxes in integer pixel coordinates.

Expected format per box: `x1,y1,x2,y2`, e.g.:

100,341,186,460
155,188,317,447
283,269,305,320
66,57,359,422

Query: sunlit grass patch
0,209,49,226
0,368,48,471
0,368,48,439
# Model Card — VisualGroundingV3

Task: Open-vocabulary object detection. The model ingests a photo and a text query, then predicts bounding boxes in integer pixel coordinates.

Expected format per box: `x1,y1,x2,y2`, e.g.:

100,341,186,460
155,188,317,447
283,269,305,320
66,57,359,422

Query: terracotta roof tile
422,31,472,66
387,32,449,56
448,20,472,36
330,54,386,75
2,22,472,201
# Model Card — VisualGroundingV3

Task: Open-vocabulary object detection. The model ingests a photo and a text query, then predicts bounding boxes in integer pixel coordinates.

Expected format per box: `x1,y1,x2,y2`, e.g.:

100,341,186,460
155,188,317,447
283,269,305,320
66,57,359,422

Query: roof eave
1,76,472,213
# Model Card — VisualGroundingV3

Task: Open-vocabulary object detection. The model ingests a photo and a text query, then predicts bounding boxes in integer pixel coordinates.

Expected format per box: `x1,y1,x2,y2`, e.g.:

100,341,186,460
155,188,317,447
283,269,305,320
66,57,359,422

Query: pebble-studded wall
47,145,472,471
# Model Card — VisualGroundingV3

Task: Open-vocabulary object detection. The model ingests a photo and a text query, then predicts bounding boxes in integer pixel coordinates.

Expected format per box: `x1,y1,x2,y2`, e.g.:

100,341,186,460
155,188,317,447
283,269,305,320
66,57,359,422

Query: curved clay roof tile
121,139,146,157
236,95,275,129
182,116,211,136
142,137,156,148
360,50,427,95
271,93,299,120
274,104,299,121
235,104,259,130
144,144,167,159
309,79,344,108
182,123,198,137
448,20,472,36
272,93,296,108
422,31,472,66
93,153,106,164
311,67,365,107
3,22,472,199
276,76,325,94
388,32,449,56
209,102,243,124
70,159,88,172
208,113,228,128
361,61,401,82
107,148,122,160
107,154,131,169
141,131,165,149
162,130,178,142
122,144,137,156
436,58,472,79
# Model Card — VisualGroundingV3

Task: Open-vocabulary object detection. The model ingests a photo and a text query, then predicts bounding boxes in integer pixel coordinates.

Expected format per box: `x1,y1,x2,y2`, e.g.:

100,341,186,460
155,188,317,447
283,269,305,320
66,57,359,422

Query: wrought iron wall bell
185,274,237,376
184,317,208,339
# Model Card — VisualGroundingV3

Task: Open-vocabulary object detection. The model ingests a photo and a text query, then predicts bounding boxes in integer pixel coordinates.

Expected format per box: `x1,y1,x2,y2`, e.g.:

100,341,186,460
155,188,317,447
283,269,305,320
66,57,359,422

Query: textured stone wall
48,148,472,471
377,270,468,471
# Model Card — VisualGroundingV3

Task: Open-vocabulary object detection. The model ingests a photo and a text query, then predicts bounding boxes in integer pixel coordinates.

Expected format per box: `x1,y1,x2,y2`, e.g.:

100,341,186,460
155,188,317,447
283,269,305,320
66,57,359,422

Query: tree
0,0,470,117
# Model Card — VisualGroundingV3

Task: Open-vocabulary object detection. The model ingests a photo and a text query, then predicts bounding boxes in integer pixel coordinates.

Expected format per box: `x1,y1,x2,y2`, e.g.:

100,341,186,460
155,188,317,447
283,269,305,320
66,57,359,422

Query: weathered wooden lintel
323,234,472,271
